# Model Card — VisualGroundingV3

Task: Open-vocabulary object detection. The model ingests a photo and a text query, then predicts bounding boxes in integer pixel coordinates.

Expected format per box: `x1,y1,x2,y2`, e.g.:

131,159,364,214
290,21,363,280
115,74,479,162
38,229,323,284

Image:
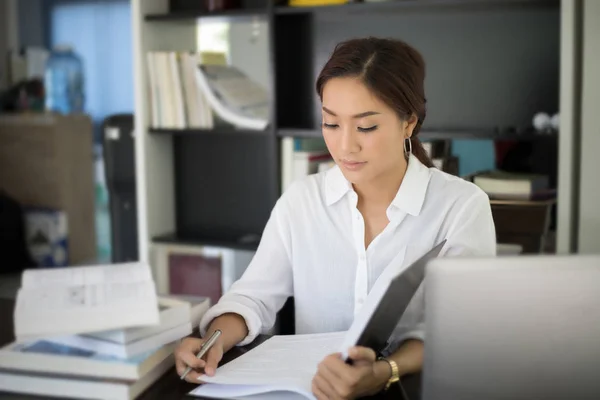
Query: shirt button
359,254,366,261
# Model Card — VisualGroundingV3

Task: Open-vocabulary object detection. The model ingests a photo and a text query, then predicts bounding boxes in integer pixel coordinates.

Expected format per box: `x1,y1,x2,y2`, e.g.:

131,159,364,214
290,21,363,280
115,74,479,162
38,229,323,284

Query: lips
341,160,367,171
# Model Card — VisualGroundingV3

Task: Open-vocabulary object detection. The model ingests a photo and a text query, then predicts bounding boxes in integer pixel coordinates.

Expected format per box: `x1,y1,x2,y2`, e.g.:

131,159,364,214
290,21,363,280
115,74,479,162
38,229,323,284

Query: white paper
21,262,151,289
194,67,268,131
190,332,345,400
191,384,308,400
14,263,160,341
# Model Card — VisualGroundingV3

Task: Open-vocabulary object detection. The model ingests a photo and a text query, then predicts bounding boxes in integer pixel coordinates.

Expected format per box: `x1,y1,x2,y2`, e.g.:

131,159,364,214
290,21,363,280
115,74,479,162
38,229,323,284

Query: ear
404,114,419,138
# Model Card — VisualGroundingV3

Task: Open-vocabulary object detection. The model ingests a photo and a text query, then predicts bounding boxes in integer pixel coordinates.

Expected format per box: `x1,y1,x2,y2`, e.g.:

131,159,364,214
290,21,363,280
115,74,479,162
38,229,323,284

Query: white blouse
199,154,497,351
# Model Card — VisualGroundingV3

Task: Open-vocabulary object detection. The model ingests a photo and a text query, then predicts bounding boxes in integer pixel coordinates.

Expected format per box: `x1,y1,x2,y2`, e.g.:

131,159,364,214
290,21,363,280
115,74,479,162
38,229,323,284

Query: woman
175,37,496,399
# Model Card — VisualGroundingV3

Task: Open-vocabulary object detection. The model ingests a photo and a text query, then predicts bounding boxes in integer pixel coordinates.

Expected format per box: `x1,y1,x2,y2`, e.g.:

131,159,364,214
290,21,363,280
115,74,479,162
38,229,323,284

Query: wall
17,0,45,48
313,8,559,131
0,0,9,90
48,0,134,140
0,0,19,91
578,0,600,253
228,19,271,91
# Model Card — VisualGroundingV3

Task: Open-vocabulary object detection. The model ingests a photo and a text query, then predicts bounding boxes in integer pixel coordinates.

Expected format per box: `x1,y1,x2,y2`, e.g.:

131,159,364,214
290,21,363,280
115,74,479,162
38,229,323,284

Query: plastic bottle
44,45,85,114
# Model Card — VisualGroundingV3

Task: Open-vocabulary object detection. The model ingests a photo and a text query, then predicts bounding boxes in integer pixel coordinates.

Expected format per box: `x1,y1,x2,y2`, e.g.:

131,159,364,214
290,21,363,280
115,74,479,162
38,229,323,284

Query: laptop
422,254,600,400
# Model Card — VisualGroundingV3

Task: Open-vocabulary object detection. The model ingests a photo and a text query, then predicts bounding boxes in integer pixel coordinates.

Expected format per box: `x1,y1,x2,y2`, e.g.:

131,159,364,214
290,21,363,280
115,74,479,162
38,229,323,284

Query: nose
340,127,360,154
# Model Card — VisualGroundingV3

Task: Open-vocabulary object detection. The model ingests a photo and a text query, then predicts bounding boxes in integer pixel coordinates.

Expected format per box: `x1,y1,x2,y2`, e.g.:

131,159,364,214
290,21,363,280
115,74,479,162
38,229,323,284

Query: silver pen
180,329,222,381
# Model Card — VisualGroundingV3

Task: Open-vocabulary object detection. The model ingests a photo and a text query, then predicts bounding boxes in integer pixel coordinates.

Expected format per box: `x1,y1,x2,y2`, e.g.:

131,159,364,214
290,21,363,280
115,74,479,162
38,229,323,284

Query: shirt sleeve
383,190,497,355
198,197,293,346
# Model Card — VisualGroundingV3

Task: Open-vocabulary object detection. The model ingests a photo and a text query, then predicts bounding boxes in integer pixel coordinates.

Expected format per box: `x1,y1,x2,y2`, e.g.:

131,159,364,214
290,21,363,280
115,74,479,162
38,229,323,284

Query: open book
190,242,445,399
14,262,160,342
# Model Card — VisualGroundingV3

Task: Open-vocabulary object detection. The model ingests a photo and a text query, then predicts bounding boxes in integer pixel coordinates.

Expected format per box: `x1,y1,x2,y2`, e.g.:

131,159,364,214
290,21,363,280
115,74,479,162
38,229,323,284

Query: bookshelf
132,0,562,263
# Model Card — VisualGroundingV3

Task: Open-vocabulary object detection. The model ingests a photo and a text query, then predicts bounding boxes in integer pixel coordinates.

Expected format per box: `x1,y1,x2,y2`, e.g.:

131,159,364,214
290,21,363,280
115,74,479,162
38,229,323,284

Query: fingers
175,338,208,381
183,369,205,383
203,345,223,377
179,351,206,371
312,378,330,400
322,353,353,381
312,374,343,400
348,346,376,363
318,362,350,397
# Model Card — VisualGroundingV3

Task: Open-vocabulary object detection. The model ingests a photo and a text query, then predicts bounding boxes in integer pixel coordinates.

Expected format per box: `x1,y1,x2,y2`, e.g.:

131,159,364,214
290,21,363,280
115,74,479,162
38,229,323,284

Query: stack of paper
0,262,211,400
190,332,344,400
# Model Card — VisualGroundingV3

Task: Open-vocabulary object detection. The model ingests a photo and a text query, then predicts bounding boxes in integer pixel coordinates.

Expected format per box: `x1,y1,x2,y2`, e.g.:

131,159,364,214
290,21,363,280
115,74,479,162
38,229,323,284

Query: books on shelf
146,51,269,131
281,137,333,193
14,262,160,342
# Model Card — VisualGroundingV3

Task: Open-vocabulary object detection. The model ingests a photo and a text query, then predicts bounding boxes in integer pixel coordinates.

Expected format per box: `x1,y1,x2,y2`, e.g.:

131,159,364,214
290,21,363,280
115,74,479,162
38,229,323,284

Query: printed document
190,332,345,399
14,262,160,342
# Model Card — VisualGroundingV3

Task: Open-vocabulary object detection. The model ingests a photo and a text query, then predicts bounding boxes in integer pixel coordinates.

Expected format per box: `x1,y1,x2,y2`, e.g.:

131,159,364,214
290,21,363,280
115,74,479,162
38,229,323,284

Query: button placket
350,197,368,315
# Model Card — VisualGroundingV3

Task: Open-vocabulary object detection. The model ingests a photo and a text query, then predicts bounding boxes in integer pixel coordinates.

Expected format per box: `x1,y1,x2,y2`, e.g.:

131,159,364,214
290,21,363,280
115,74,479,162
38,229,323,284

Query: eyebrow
322,106,380,119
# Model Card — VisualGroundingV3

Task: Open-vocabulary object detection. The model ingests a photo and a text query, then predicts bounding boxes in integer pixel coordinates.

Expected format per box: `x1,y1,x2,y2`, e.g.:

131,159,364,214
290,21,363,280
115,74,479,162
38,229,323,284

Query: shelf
275,0,558,15
149,127,270,136
145,8,267,21
419,128,558,141
277,127,558,141
153,232,261,251
277,128,320,138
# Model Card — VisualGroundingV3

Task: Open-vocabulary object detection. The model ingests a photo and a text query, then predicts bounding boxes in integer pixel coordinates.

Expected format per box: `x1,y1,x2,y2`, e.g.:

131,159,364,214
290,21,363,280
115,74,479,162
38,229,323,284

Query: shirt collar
324,154,432,217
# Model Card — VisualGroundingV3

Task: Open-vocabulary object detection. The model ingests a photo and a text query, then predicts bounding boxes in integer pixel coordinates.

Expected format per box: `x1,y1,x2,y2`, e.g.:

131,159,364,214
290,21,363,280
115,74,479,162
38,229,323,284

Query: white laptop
422,254,600,400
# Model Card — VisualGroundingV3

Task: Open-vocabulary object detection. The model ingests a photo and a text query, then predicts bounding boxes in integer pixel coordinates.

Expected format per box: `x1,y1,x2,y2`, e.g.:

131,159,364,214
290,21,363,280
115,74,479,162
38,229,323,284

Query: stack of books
0,262,211,399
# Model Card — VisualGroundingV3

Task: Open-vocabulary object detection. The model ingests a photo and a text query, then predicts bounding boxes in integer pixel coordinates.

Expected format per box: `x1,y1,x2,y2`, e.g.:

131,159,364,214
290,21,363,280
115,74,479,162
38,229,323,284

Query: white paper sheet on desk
188,332,345,400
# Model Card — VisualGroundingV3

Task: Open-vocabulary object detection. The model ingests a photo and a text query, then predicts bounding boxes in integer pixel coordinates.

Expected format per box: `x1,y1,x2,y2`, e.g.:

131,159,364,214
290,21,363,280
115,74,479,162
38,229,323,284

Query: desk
0,299,417,400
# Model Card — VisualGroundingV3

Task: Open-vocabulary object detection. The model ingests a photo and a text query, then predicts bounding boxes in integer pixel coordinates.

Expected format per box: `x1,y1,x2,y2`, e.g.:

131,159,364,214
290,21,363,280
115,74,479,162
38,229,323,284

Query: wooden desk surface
0,298,416,400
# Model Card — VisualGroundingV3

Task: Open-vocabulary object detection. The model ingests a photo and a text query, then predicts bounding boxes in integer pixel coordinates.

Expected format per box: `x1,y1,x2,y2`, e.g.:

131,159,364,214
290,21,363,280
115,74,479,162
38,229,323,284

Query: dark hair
316,37,434,168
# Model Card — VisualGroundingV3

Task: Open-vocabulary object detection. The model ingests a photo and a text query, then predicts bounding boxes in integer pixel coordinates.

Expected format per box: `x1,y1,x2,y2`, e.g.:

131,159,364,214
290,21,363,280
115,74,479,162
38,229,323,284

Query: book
45,321,192,359
86,295,210,344
473,171,550,200
0,339,175,381
14,262,160,342
0,351,174,400
189,243,444,399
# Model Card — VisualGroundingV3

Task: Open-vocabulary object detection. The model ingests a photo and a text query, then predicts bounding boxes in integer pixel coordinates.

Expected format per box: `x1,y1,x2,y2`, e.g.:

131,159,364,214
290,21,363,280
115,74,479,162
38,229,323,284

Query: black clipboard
349,240,446,358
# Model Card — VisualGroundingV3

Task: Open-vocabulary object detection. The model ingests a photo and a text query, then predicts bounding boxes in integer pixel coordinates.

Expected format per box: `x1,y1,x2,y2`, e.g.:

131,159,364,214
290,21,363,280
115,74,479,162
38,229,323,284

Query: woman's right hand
175,336,224,383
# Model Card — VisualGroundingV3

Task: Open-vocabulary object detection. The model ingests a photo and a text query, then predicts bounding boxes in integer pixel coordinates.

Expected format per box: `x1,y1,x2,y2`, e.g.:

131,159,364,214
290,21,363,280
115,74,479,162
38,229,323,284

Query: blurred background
0,0,598,302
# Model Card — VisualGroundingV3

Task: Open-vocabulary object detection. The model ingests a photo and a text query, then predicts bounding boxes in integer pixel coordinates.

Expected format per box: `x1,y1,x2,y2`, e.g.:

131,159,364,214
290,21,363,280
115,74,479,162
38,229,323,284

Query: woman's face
321,77,416,186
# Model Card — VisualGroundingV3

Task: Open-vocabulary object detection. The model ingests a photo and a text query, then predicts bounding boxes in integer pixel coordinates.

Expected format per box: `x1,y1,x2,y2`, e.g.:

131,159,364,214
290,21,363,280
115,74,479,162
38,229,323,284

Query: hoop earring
404,137,412,158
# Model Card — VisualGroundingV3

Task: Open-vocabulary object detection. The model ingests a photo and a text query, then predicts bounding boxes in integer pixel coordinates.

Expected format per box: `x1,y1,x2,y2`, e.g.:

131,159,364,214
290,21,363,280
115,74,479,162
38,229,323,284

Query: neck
354,158,408,209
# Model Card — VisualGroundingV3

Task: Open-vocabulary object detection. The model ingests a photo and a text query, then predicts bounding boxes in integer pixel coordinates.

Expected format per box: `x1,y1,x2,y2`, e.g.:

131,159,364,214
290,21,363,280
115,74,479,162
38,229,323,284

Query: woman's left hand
311,346,390,400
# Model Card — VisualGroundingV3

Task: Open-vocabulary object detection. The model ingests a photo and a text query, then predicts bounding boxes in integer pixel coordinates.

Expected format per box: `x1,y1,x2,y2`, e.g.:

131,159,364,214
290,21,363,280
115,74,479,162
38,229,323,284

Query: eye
322,123,339,129
358,125,378,133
